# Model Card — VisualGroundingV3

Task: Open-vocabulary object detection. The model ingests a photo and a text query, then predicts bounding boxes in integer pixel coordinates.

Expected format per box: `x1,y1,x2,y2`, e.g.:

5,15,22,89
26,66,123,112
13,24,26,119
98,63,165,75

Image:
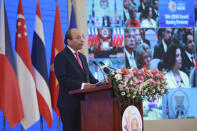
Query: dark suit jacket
54,47,98,109
181,51,194,76
153,41,166,60
125,51,137,69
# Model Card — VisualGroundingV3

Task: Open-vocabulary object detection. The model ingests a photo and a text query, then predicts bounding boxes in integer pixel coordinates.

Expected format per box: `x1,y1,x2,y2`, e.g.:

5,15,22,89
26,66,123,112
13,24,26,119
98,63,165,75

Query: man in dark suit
153,28,173,60
181,32,195,76
54,28,98,131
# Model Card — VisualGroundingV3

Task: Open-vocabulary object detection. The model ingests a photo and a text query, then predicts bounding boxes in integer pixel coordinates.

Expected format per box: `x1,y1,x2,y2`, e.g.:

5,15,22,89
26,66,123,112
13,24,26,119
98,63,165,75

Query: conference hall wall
87,0,197,121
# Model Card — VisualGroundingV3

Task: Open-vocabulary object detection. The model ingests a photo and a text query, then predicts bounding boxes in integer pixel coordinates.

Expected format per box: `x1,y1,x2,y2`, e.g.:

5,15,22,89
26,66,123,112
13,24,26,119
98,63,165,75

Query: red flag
94,28,100,51
119,28,123,48
31,0,53,127
91,28,95,48
15,0,40,129
49,2,64,119
88,28,92,48
112,28,117,47
0,0,24,128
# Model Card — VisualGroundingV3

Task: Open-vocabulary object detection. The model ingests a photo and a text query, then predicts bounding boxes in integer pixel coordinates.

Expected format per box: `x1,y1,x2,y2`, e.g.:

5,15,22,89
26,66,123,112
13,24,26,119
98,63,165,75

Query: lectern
69,84,144,131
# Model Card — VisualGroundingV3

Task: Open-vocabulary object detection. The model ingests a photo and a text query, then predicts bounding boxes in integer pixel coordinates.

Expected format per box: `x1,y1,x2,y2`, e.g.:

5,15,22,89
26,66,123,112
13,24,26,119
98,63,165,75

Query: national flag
15,0,40,129
88,28,92,48
0,0,24,128
119,28,124,48
31,0,53,127
112,28,116,47
94,28,99,51
114,0,117,24
49,2,64,119
91,28,95,49
69,0,77,29
115,28,120,48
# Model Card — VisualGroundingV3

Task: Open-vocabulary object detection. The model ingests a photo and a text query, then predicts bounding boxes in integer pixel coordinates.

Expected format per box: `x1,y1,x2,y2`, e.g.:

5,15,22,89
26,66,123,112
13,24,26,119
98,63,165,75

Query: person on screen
161,44,190,88
141,5,156,28
123,0,132,25
138,0,148,22
135,29,150,47
135,44,152,69
181,32,195,77
172,28,185,49
154,28,173,60
102,15,111,27
124,29,138,69
54,28,98,131
152,0,159,24
127,6,140,27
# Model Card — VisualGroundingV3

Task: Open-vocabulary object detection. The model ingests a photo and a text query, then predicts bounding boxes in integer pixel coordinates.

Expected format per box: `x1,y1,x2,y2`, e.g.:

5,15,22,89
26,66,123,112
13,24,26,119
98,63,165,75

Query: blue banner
159,0,195,27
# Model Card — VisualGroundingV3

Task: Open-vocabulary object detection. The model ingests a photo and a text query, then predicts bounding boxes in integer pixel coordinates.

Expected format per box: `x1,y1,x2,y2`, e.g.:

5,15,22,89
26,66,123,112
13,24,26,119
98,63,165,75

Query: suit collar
64,47,87,74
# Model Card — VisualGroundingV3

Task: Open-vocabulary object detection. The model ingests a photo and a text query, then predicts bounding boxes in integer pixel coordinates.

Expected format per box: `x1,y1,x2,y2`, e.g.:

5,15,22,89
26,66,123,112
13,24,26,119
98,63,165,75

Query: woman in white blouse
141,5,156,28
162,44,190,88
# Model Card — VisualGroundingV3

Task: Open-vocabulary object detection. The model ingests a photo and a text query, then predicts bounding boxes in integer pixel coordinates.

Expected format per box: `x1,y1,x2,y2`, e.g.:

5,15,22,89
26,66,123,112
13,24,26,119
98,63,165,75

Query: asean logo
168,0,176,13
122,105,142,131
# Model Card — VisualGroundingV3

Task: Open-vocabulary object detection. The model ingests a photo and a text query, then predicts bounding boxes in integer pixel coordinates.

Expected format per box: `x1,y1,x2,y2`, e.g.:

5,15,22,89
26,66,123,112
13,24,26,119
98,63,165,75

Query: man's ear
67,39,71,45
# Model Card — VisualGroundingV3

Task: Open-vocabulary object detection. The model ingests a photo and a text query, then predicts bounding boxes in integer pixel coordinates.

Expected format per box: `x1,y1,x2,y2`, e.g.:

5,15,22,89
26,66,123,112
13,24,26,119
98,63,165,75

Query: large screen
86,0,197,120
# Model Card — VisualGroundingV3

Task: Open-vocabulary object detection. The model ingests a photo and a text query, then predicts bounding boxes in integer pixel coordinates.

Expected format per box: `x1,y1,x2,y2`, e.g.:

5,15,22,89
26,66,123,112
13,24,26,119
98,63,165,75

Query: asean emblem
122,105,142,131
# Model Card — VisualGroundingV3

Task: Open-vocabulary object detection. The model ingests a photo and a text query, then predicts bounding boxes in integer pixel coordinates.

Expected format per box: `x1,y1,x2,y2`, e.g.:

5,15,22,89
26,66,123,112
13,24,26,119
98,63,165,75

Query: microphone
99,61,116,70
92,61,108,86
99,62,112,74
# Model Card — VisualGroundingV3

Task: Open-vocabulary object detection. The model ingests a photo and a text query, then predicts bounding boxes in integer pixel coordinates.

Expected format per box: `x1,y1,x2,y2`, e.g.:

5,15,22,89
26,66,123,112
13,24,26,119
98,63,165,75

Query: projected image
124,0,159,27
88,27,124,58
87,0,123,27
86,0,197,121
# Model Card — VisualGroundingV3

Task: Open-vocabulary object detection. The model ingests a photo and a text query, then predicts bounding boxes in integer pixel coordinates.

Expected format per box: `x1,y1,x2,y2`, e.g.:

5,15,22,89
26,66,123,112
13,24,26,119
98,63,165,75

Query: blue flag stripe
4,4,16,73
69,2,77,29
31,32,49,85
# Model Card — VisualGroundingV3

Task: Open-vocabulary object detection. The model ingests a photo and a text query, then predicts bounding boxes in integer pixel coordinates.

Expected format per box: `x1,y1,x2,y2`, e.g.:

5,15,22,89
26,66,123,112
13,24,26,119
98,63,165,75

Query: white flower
121,92,125,96
115,74,122,80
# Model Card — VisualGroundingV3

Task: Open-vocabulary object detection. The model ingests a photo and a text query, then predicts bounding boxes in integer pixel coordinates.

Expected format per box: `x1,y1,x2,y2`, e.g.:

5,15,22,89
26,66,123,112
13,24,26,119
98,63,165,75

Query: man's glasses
73,35,86,40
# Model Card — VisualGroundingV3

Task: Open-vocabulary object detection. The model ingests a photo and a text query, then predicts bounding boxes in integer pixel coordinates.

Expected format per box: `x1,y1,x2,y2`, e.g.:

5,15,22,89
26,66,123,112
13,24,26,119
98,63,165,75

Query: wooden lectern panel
69,85,144,131
81,90,115,131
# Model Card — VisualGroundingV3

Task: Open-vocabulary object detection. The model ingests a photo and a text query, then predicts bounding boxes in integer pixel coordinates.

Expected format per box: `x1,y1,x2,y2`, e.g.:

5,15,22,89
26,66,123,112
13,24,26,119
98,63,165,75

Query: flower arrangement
109,67,168,105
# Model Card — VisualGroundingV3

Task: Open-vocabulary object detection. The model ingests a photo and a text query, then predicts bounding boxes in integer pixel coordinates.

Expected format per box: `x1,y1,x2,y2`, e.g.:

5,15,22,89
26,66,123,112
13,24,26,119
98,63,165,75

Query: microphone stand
92,61,108,86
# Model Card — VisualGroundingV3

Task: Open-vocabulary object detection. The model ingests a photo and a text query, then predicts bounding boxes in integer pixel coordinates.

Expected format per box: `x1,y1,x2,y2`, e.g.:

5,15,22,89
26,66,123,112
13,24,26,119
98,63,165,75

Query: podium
69,84,144,131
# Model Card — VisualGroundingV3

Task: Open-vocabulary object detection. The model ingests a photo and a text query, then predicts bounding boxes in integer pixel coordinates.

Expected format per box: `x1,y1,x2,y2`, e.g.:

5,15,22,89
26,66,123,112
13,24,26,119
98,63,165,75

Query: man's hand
84,83,96,89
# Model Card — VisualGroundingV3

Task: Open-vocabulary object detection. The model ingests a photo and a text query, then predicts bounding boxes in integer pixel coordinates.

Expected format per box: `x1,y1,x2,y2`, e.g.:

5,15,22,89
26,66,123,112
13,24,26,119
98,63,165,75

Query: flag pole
40,116,43,131
3,116,6,131
21,124,23,131
58,118,60,131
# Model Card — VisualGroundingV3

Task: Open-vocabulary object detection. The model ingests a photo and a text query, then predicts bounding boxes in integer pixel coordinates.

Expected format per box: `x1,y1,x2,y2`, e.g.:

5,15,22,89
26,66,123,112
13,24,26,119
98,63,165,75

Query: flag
88,28,92,48
112,28,117,47
69,0,77,29
94,28,99,51
119,28,124,48
15,0,40,129
0,0,24,128
114,0,117,24
49,2,64,119
91,28,95,49
31,0,53,127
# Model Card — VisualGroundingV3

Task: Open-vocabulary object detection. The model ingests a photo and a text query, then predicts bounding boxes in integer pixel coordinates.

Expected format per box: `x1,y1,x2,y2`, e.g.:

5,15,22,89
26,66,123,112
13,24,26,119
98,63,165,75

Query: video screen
87,0,197,120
